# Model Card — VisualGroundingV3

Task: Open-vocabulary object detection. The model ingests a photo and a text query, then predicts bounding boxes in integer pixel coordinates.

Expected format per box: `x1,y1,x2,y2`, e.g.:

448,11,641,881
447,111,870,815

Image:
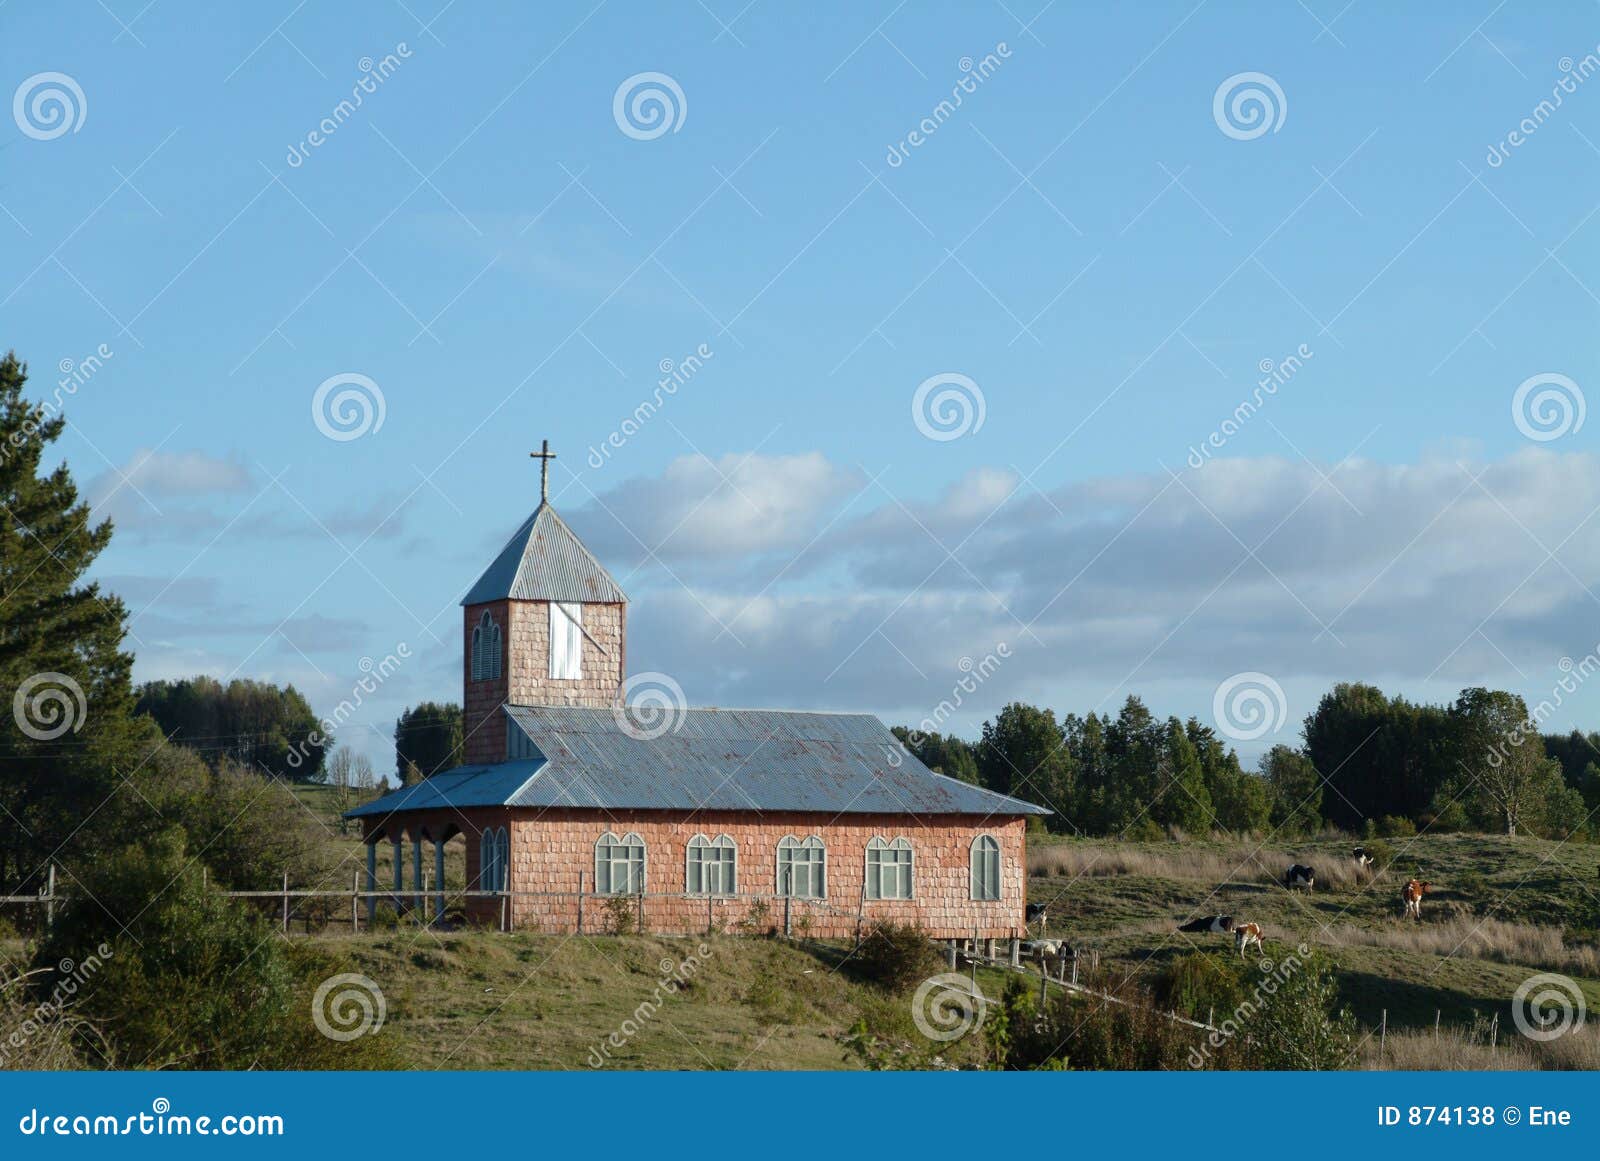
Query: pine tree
0,351,150,891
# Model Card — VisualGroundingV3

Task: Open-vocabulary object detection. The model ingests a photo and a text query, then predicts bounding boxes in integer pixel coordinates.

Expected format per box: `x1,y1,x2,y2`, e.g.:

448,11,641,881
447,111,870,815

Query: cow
1025,902,1049,930
1353,847,1375,870
1176,915,1235,935
1402,879,1430,920
1233,921,1264,957
1023,938,1073,980
1284,864,1316,892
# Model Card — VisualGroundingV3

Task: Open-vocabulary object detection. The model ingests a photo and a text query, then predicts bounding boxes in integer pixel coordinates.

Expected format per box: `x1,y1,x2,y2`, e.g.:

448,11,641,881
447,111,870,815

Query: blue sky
4,1,1599,773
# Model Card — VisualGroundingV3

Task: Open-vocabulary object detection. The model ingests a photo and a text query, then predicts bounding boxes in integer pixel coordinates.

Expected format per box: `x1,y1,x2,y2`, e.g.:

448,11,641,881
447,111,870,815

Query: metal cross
530,439,557,503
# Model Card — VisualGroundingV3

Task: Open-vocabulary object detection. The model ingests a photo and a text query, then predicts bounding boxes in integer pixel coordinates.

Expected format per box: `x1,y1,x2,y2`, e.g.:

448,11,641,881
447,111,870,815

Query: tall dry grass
1364,1020,1600,1071
1029,842,1374,891
1321,915,1600,977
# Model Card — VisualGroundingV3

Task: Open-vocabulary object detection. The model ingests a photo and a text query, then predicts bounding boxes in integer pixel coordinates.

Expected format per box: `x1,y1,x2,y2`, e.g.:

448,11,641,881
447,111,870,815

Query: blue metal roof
345,760,545,818
461,503,627,606
346,706,1046,819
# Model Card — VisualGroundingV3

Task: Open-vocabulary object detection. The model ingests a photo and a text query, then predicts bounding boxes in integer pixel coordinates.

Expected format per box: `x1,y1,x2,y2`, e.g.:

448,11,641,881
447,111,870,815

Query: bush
850,922,942,993
1155,952,1248,1022
1022,970,1210,1070
602,895,636,935
1359,837,1394,870
1375,815,1417,838
35,828,393,1069
1238,953,1357,1070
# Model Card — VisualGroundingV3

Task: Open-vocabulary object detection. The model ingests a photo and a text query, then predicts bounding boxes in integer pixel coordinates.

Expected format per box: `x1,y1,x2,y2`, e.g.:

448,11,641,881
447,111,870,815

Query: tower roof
461,502,627,606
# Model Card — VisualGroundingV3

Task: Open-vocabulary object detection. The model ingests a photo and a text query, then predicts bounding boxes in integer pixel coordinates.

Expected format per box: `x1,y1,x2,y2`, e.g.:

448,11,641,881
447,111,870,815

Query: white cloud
579,446,1600,746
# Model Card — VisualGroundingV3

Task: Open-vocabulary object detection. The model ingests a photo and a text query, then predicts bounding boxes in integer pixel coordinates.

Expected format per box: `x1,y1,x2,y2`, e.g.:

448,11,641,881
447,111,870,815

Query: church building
348,443,1046,938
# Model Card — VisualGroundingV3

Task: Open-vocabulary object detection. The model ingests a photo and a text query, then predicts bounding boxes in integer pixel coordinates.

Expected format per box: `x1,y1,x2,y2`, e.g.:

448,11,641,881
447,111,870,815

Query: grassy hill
116,797,1600,1069
1026,831,1600,1064
318,931,939,1070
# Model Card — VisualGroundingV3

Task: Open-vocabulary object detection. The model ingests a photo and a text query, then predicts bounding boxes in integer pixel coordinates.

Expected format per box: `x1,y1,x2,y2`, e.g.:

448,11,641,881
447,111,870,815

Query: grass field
1025,831,1600,1065
134,791,1600,1069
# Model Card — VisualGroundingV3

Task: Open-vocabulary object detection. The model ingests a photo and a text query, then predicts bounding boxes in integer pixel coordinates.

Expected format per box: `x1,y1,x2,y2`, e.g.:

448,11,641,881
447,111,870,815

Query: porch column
411,836,424,916
365,841,377,923
391,836,403,910
434,840,446,926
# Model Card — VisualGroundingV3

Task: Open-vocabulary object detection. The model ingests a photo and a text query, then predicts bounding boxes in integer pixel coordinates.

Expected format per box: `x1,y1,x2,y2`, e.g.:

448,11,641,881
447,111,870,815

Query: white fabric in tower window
549,601,583,679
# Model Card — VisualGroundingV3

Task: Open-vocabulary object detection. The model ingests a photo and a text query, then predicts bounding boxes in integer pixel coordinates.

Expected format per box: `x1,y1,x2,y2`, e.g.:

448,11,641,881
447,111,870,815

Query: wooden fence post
281,869,289,934
44,863,56,929
577,872,585,934
1380,1009,1387,1061
783,895,792,938
947,939,957,970
636,888,644,934
706,892,713,935
351,867,359,934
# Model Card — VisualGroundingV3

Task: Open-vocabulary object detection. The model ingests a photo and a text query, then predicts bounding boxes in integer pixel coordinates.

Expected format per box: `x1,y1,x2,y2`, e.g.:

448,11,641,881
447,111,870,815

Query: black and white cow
1284,864,1316,891
1352,847,1375,870
1176,915,1235,935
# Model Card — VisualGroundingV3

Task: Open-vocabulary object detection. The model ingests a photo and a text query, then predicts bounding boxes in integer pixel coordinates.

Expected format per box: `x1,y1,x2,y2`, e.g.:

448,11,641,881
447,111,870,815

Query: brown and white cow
1401,879,1430,920
1233,921,1264,957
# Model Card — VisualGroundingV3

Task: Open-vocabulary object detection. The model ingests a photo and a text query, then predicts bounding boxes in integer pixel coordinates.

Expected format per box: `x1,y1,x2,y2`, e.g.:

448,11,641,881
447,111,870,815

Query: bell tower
460,441,628,765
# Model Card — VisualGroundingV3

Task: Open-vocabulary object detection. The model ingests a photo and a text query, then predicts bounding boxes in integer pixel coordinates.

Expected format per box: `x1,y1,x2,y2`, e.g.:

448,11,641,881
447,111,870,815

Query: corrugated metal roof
345,760,545,818
346,706,1047,819
460,503,627,606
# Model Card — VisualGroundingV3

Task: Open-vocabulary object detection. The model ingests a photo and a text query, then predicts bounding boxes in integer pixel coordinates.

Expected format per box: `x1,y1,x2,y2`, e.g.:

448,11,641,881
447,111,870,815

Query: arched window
595,831,646,895
686,834,736,896
777,835,826,899
970,834,1000,901
471,610,502,681
480,826,509,892
865,836,913,900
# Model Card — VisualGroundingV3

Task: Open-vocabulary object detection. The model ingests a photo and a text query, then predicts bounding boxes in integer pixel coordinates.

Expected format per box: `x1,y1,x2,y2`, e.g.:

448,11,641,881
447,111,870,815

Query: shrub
602,895,636,935
1155,952,1248,1022
1375,815,1417,838
1237,953,1357,1070
1359,837,1394,871
1123,817,1164,842
1030,971,1209,1070
35,828,393,1069
851,922,942,993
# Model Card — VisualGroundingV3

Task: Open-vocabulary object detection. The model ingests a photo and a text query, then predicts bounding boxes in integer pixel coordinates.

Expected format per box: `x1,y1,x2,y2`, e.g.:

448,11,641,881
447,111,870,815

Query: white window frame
776,835,826,900
595,830,646,895
970,834,1001,901
471,610,501,681
686,834,737,896
549,601,583,680
865,836,914,900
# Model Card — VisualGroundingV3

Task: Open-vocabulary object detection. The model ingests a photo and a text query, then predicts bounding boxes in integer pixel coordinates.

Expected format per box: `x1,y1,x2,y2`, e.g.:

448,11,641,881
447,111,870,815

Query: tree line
897,683,1598,840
